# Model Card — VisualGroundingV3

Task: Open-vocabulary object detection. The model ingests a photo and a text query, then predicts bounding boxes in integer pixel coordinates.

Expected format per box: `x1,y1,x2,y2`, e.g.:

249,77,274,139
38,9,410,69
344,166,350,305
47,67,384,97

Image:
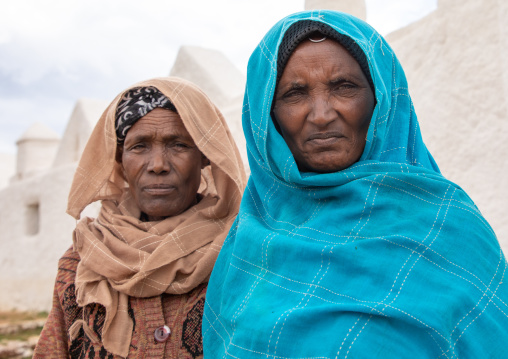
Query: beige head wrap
66,77,246,357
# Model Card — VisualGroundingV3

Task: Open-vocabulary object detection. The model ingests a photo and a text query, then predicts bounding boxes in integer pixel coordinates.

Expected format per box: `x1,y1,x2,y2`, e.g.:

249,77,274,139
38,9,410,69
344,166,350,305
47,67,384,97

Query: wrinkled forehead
276,20,374,94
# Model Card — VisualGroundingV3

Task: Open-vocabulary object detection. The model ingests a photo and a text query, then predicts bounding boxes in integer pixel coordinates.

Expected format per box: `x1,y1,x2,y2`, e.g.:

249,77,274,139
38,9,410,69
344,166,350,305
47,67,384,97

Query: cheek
121,155,144,185
273,105,305,141
348,98,374,137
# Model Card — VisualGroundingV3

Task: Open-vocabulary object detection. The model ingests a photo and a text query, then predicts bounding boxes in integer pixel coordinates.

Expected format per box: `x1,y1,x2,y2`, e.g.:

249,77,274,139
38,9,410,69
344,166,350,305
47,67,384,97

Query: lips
143,184,176,195
307,131,344,146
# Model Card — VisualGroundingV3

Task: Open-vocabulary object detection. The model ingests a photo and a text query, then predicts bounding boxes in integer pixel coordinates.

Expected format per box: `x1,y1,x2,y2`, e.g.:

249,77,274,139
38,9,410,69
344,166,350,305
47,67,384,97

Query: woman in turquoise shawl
203,10,508,358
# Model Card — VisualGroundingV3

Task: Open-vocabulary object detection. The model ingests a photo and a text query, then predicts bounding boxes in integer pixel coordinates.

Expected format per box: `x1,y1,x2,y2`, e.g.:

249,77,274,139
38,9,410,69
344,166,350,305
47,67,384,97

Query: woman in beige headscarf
34,77,246,358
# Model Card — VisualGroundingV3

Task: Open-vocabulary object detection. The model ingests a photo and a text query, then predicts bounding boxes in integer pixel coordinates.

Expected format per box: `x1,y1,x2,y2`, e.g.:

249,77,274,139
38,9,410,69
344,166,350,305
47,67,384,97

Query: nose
147,147,170,174
308,95,336,127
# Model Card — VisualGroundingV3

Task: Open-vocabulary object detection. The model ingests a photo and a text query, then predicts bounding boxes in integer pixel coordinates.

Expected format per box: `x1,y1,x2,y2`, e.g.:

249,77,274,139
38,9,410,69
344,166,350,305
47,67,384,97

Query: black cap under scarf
115,86,177,144
275,20,375,93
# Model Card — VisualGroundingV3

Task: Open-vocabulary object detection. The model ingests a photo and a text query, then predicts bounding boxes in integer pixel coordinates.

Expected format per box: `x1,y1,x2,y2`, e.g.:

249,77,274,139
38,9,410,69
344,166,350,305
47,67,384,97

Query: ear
201,154,210,169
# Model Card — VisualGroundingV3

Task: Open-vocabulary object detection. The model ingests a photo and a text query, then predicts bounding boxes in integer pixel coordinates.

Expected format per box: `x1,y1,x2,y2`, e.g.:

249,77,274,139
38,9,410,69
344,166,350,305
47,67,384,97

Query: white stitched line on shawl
247,188,363,244
231,254,385,315
283,155,293,182
363,179,450,207
233,232,275,329
345,315,373,359
79,230,136,271
380,146,406,155
452,262,506,357
337,238,414,358
230,235,273,335
171,85,242,188
79,281,100,304
131,232,158,247
375,90,410,128
288,193,324,232
355,173,488,230
451,249,506,350
70,164,107,209
259,39,277,72
69,126,116,208
393,234,507,302
343,186,454,356
263,181,278,210
229,263,449,351
349,176,376,236
263,232,275,269
196,117,232,158
196,118,221,146
138,239,166,251
225,265,389,318
247,168,482,241
158,221,225,251
427,329,450,359
259,45,276,163
168,232,185,253
382,237,508,317
411,108,418,164
335,316,362,358
382,186,453,307
201,304,221,340
247,186,355,243
272,245,332,356
382,176,480,209
205,299,337,359
354,175,384,236
301,197,323,226
202,311,241,359
376,92,413,127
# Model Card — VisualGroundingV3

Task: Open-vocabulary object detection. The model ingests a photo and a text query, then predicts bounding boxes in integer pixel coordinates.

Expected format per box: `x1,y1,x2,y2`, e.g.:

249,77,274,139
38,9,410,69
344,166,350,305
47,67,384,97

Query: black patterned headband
115,86,177,144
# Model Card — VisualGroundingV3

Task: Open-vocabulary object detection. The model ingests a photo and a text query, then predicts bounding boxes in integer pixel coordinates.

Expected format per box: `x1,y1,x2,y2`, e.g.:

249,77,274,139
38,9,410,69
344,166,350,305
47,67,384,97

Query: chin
301,155,356,173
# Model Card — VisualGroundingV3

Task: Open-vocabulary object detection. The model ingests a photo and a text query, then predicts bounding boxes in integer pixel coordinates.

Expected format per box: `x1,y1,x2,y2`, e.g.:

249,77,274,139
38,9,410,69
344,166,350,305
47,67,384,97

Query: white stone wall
0,153,15,189
0,164,77,311
15,123,60,181
0,100,105,311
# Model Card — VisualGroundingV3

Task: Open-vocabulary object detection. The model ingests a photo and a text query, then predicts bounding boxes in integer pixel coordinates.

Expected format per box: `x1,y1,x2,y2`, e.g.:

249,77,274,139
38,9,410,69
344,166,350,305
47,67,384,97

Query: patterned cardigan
34,247,206,358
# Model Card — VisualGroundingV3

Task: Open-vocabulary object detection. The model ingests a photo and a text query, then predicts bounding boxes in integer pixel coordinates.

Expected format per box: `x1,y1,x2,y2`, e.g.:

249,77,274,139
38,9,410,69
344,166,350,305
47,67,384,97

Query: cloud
0,0,436,155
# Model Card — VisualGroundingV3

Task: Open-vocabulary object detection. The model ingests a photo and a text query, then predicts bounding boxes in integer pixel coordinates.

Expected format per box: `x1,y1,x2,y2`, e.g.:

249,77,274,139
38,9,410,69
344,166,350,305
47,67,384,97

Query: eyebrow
277,81,307,95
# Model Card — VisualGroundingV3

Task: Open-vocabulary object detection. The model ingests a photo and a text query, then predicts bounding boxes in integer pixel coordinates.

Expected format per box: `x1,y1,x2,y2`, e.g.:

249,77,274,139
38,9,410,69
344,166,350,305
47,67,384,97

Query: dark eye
279,87,307,104
330,80,360,97
332,81,355,90
127,143,146,152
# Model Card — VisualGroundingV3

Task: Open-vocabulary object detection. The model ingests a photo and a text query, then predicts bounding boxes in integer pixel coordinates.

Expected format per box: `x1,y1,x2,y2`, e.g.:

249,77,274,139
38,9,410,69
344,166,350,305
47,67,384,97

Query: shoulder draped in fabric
203,10,508,358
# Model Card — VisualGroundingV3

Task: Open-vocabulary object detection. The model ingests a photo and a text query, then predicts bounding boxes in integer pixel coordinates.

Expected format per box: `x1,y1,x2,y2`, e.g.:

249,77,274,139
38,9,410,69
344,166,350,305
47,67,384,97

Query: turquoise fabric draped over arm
204,10,508,358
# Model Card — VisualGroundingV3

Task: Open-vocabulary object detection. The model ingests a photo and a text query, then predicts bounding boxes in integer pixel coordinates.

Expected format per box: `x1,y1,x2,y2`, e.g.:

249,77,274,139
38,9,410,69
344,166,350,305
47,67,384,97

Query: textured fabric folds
67,77,246,357
203,10,508,358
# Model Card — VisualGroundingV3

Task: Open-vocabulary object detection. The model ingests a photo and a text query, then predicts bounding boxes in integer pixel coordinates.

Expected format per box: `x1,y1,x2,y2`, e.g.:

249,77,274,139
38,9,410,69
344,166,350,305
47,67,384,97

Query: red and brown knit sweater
34,247,206,358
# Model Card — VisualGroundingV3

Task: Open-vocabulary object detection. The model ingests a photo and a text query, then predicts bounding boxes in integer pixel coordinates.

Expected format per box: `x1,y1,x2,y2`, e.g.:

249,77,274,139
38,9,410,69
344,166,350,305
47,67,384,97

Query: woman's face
119,108,208,221
273,39,375,173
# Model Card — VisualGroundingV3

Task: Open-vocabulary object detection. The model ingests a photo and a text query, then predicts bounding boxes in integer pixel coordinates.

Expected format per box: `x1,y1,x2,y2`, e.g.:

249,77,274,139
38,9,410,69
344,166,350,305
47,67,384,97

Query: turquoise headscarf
204,10,508,358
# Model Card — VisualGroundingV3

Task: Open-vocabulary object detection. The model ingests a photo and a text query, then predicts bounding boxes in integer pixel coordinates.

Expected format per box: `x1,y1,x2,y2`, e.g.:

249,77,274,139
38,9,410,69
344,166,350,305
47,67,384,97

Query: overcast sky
0,0,437,154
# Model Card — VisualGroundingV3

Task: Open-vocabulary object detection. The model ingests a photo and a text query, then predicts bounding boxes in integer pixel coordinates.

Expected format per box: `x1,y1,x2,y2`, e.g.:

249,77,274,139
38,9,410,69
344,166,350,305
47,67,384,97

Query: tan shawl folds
66,77,246,357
